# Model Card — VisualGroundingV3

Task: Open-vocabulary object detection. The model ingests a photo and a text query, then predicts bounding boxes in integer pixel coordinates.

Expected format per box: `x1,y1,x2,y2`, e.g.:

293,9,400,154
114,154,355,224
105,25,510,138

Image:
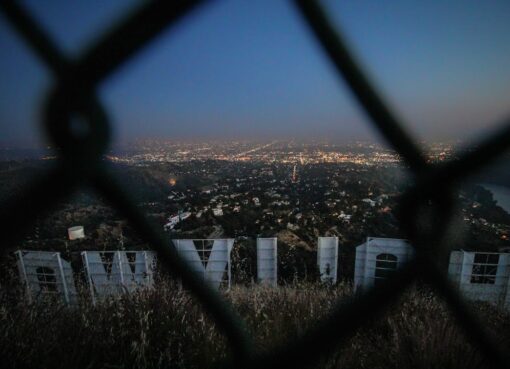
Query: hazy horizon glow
1,0,510,148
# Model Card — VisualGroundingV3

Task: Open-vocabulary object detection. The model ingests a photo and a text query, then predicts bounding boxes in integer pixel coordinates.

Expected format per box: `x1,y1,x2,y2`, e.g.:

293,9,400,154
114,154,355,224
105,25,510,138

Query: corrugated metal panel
257,238,277,287
81,250,156,302
15,250,77,306
354,238,414,291
317,237,338,284
174,239,234,290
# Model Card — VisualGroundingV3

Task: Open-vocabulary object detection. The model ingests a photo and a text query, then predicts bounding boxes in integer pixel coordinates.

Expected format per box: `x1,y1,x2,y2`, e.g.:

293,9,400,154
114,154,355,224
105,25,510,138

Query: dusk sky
1,0,510,147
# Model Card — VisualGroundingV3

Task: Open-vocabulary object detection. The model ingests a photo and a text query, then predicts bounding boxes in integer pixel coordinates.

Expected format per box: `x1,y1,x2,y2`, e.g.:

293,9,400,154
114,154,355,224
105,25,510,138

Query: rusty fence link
1,0,510,368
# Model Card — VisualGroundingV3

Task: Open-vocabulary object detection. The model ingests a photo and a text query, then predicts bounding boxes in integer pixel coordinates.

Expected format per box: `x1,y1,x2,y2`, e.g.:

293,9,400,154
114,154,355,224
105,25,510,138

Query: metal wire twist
1,0,509,368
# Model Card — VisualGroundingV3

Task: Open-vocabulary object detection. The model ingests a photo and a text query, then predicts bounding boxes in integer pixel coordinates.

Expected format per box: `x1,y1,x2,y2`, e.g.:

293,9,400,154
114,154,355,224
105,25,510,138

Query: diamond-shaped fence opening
1,1,510,368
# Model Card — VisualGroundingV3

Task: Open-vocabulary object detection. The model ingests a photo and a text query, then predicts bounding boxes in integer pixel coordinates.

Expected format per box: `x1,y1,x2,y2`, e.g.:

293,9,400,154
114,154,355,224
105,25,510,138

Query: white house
164,212,191,230
362,198,377,207
354,237,414,292
448,250,510,308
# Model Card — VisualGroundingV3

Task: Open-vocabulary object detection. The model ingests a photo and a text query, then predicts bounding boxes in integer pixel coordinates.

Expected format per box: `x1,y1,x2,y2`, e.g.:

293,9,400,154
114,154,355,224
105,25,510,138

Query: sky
0,0,510,148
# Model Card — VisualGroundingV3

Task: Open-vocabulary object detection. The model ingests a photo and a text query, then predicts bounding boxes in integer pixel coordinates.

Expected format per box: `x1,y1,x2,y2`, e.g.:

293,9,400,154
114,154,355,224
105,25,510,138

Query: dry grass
1,279,509,369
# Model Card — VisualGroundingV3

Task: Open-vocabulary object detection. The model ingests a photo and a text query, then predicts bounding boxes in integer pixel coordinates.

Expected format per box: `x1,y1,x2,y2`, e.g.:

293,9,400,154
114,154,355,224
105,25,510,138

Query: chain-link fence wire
1,0,509,368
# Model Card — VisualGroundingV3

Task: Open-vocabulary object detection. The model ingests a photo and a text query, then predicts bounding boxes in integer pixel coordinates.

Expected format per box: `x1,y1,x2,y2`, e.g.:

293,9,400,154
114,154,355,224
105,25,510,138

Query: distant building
338,212,352,222
164,211,191,230
168,191,186,201
362,198,377,207
375,194,388,203
287,223,299,231
164,217,178,230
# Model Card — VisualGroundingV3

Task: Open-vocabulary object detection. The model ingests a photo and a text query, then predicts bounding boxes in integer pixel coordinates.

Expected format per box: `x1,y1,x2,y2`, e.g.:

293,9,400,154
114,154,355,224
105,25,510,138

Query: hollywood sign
15,238,239,306
448,250,510,309
15,237,510,309
353,237,510,310
174,239,234,290
354,237,414,291
15,250,79,306
16,250,157,306
15,237,334,305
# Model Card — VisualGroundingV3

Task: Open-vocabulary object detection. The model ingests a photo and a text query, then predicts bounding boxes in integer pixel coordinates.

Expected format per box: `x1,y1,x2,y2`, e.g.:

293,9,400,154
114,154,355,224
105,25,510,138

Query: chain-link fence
1,1,509,368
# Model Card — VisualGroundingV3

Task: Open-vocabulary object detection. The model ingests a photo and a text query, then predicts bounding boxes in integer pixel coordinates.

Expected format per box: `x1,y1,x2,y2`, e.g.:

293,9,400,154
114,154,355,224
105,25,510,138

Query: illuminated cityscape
105,139,456,165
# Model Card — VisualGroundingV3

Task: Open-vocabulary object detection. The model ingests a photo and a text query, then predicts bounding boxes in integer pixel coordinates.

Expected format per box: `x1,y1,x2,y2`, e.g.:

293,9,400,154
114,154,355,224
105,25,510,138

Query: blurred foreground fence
1,1,510,368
